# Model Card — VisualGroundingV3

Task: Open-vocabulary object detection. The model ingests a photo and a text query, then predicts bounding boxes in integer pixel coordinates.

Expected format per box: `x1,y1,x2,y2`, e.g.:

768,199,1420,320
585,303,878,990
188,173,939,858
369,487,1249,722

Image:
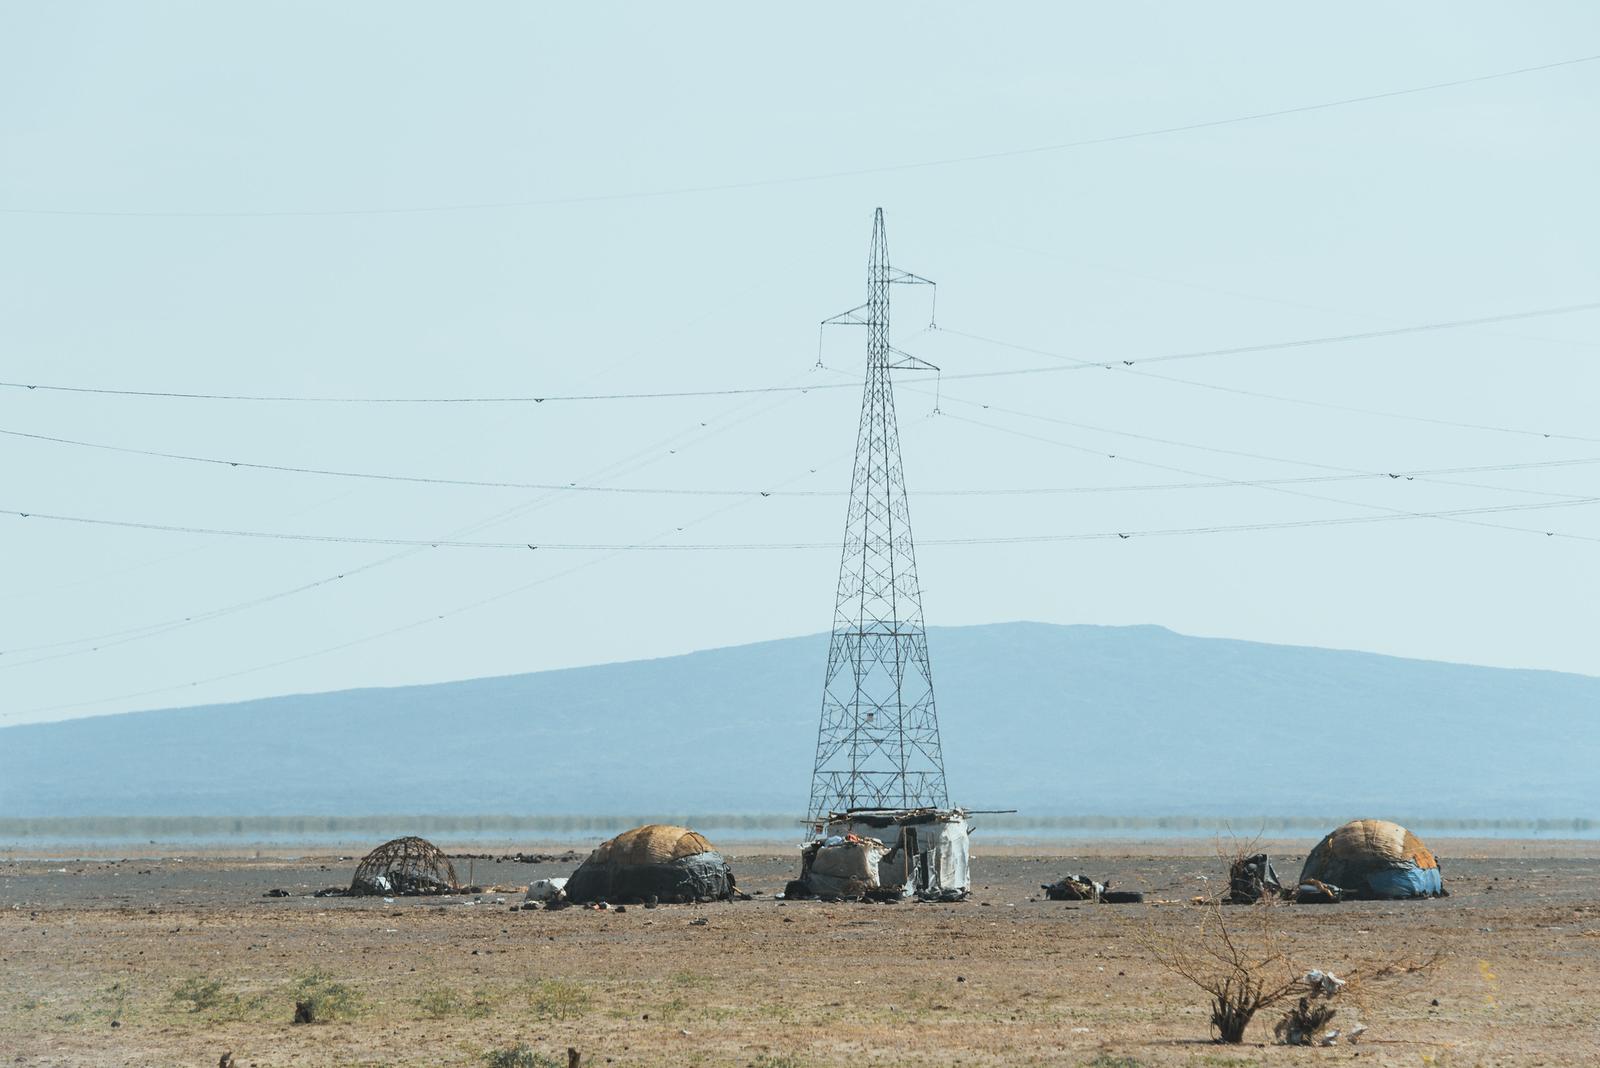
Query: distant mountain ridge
3,623,1595,820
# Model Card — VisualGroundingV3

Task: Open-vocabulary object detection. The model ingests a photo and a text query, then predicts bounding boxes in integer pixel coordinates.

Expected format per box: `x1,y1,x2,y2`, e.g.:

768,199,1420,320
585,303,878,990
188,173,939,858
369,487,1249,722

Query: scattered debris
1043,874,1102,901
524,877,569,904
263,888,291,898
1276,994,1338,1046
1295,878,1344,905
1228,853,1283,904
500,851,583,864
1042,875,1144,904
1305,969,1347,996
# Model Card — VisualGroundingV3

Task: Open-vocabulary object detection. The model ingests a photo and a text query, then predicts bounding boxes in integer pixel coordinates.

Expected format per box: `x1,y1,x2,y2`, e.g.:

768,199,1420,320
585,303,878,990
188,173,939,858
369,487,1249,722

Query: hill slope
3,623,1594,819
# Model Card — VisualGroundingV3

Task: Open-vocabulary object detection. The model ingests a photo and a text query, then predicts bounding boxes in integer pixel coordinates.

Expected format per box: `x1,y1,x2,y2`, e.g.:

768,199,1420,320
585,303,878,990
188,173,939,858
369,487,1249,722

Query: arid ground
3,840,1598,1067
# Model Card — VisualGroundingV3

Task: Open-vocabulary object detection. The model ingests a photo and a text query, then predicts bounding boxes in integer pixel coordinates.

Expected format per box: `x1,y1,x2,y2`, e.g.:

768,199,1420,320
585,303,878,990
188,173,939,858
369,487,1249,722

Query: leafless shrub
1137,902,1303,1042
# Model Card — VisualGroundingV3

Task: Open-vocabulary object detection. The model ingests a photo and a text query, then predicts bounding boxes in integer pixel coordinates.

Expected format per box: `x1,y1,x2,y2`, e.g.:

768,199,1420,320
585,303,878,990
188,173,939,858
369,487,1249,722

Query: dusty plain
2,839,1597,1067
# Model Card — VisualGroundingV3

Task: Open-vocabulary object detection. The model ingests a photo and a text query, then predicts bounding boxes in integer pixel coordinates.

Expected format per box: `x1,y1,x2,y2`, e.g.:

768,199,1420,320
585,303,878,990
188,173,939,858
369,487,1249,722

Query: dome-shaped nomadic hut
1297,819,1443,900
349,836,460,896
564,824,736,904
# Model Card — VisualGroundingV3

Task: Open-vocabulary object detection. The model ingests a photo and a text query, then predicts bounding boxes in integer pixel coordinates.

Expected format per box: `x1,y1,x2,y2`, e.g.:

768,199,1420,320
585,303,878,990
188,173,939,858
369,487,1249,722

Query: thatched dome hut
565,824,736,904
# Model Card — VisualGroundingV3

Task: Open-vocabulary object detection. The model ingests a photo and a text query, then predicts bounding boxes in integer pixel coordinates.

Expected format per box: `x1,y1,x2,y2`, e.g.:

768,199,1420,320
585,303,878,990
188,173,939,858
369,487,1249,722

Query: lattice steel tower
806,208,948,825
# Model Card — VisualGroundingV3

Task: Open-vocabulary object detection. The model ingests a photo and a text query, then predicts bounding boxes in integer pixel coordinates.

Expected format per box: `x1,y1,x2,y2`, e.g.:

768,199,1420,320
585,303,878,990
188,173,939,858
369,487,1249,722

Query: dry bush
1134,902,1444,1045
1138,903,1302,1042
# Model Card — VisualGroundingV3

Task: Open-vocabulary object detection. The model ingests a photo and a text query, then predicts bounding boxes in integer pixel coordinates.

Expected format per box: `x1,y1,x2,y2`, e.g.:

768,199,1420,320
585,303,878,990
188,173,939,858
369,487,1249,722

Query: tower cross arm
888,268,935,286
886,348,939,372
822,303,871,327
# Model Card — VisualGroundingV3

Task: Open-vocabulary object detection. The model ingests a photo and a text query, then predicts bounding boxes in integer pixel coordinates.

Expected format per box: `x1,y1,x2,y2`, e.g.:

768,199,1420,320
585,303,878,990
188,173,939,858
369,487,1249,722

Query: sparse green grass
527,979,589,1020
289,971,365,1022
752,1056,806,1068
653,992,691,1022
668,968,712,989
1081,1055,1144,1068
484,1045,563,1068
171,976,230,1013
417,985,497,1020
167,977,270,1024
416,987,463,1019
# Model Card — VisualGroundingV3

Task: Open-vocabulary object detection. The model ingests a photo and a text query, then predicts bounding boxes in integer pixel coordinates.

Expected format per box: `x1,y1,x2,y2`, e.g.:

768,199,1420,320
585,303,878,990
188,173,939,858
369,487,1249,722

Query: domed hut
349,835,459,896
564,824,736,904
1297,819,1443,900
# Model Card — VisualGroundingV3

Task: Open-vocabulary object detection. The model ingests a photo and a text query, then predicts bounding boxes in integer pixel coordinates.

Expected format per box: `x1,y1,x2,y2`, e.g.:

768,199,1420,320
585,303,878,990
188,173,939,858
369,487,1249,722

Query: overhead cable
5,299,1595,404
10,423,1599,499
937,407,1600,545
940,323,1600,444
0,381,821,661
3,52,1595,218
6,495,1598,554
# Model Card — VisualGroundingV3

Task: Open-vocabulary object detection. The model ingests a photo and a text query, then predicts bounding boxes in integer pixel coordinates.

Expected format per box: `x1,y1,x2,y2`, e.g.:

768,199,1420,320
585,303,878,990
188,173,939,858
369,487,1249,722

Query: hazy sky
3,3,1599,726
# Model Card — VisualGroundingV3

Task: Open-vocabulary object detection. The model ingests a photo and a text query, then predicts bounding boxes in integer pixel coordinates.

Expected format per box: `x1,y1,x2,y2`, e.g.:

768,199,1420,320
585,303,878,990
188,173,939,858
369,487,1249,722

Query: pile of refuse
1227,853,1283,904
1041,873,1143,904
785,833,899,901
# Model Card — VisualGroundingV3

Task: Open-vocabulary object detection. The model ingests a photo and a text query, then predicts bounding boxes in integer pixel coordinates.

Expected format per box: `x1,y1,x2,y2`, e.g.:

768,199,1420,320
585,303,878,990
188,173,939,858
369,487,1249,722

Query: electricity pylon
806,208,948,826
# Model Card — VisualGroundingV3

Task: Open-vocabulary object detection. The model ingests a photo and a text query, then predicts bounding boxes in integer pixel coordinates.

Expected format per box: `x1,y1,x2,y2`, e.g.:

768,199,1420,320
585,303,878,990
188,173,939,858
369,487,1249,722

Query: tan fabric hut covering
588,824,714,867
1315,818,1436,870
1298,818,1443,899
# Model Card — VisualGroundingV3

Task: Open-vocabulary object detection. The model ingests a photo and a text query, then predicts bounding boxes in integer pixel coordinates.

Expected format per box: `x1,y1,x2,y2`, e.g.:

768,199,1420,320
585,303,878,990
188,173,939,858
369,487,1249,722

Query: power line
938,407,1600,546
0,381,824,660
7,299,1595,405
0,424,827,496
10,303,1597,661
12,422,1597,499
7,493,1598,555
1,410,871,715
1100,302,1600,367
925,391,1593,502
940,321,1600,444
940,297,1600,374
6,492,1593,716
3,52,1595,218
0,376,854,404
